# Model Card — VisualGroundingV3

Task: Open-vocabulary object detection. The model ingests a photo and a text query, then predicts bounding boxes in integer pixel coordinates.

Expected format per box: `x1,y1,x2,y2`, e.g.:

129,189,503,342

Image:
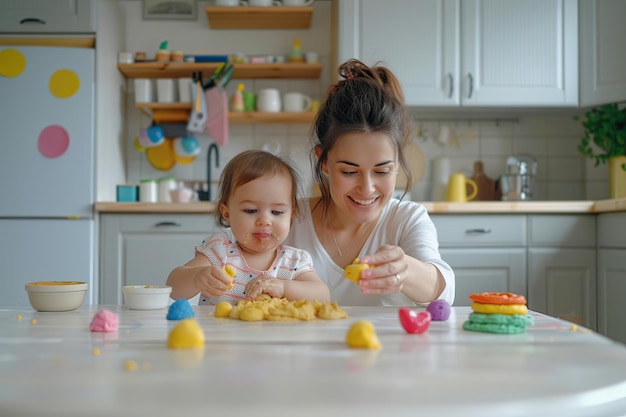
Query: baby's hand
244,274,284,300
194,266,233,297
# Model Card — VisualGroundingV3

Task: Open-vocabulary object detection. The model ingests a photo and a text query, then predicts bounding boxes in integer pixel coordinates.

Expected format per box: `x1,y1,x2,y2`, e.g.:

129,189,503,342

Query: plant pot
608,156,626,199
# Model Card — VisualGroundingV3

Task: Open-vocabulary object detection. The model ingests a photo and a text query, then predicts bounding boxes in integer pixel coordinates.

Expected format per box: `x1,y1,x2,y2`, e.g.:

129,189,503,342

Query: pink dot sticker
38,125,70,158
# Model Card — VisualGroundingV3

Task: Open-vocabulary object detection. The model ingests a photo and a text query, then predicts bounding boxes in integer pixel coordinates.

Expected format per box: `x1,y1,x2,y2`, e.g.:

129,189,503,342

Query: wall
116,0,607,202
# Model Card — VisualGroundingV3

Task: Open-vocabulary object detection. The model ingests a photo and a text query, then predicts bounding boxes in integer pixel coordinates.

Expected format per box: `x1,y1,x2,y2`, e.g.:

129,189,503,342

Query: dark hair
311,59,413,216
215,150,302,228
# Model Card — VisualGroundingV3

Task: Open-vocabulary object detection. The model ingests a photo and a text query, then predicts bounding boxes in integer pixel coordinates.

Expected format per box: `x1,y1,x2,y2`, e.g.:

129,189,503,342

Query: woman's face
220,174,295,255
322,131,398,224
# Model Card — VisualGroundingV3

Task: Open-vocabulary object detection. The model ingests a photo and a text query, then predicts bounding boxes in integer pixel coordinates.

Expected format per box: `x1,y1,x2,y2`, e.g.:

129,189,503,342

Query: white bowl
123,285,172,310
25,281,88,312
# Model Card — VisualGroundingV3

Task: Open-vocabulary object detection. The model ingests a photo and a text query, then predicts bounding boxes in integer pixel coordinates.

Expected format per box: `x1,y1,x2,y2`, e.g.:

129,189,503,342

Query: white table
1,306,625,417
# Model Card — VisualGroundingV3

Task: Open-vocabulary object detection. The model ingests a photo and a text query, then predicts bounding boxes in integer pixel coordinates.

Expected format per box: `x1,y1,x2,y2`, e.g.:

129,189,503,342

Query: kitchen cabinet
118,63,322,124
205,6,314,29
337,0,578,107
527,215,597,330
579,0,626,107
597,212,626,345
431,215,527,306
0,0,95,33
99,214,217,304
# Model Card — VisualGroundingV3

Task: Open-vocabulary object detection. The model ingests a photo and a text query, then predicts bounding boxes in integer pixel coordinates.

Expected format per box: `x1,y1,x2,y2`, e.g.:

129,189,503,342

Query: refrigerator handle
154,221,181,228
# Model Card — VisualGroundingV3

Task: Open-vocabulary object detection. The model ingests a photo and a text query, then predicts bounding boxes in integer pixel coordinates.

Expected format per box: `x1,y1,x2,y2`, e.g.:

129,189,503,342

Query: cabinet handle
20,18,46,25
465,228,491,234
467,73,474,99
154,221,181,228
447,73,454,98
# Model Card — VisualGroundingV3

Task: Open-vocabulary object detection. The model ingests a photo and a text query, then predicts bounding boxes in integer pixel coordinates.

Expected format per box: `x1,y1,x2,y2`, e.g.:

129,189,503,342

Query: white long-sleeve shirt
284,198,455,306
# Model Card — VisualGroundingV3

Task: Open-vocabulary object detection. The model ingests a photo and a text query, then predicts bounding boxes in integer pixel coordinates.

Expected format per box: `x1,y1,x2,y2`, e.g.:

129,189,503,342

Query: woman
285,59,455,306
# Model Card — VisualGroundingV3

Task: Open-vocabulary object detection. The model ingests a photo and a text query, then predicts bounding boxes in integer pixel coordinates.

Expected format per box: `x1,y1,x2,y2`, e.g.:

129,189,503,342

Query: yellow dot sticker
0,48,26,77
49,69,80,98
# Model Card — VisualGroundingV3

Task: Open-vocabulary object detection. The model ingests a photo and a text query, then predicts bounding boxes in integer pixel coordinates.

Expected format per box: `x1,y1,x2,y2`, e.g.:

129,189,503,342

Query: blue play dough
167,299,195,320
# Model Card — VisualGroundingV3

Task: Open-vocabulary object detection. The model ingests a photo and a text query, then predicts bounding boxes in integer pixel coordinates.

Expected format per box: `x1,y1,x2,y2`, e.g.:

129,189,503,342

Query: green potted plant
575,103,626,198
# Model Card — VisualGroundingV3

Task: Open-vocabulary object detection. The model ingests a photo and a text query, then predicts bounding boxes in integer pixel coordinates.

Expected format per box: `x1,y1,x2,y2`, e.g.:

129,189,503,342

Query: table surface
1,305,626,417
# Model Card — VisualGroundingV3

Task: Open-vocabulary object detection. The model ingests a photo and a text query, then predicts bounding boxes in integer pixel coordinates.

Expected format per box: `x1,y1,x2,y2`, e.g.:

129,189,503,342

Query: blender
500,154,537,201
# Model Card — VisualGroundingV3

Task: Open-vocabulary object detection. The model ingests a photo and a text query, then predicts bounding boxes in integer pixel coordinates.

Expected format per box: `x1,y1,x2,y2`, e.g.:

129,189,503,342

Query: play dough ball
90,309,119,332
426,299,451,321
239,307,264,321
214,301,233,318
167,319,205,349
346,321,381,349
344,259,371,282
167,299,195,320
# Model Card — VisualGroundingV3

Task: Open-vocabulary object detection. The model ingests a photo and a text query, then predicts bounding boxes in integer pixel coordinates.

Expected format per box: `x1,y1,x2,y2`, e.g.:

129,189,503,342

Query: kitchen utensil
122,285,172,310
471,161,499,201
146,139,176,171
25,281,87,312
447,173,477,202
138,125,165,148
501,154,536,201
169,186,198,203
173,136,200,158
187,73,207,133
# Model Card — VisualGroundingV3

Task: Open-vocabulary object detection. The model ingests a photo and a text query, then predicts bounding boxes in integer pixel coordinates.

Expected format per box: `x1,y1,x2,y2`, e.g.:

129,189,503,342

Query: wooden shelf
118,62,322,79
205,6,313,29
136,103,315,124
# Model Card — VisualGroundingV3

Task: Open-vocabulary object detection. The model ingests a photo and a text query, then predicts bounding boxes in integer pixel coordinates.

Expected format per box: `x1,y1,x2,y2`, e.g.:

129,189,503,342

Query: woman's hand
244,274,285,300
193,266,233,298
358,244,408,294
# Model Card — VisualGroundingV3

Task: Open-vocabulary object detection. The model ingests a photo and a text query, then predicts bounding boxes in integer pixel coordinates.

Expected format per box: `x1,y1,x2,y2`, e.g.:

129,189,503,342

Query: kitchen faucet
206,143,219,201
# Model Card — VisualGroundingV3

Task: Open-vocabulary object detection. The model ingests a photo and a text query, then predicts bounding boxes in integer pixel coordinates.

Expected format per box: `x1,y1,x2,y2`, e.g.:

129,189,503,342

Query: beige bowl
25,281,88,312
123,285,172,310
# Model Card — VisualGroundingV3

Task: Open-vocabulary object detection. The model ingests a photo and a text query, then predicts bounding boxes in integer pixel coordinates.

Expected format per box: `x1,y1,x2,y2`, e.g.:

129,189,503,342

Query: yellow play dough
214,301,233,318
239,307,264,321
167,318,205,349
471,302,528,315
344,258,371,282
224,265,235,290
317,302,348,320
346,321,381,349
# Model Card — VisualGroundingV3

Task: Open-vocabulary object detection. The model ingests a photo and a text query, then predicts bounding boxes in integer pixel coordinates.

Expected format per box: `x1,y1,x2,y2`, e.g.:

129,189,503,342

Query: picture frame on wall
142,0,197,20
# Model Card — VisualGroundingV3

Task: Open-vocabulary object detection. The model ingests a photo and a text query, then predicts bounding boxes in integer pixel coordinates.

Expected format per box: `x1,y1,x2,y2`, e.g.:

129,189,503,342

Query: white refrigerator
0,45,95,306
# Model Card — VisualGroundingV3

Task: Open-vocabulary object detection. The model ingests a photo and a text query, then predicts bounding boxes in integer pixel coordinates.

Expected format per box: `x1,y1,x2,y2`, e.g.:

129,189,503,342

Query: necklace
324,217,376,258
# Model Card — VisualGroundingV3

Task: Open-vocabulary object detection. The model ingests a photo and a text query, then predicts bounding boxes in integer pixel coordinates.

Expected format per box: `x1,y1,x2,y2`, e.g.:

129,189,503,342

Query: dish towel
205,86,228,147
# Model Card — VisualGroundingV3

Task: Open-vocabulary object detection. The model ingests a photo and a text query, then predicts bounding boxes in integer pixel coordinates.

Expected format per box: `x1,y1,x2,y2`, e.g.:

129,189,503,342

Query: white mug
134,79,154,103
241,0,280,6
283,92,312,112
157,79,177,103
257,88,281,112
281,0,314,6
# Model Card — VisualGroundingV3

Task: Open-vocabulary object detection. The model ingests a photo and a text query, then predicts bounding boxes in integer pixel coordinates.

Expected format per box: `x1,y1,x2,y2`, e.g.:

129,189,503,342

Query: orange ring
468,292,526,305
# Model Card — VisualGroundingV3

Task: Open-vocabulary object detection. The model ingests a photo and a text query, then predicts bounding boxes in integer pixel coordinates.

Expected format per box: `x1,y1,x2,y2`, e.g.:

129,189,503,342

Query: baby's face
221,174,294,255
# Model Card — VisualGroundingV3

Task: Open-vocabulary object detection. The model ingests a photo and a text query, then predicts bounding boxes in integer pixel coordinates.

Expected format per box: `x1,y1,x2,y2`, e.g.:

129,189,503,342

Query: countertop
94,198,626,214
1,305,626,417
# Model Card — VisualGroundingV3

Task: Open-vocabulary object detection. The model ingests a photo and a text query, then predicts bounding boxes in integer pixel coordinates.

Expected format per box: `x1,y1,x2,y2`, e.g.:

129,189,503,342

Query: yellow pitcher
446,173,478,202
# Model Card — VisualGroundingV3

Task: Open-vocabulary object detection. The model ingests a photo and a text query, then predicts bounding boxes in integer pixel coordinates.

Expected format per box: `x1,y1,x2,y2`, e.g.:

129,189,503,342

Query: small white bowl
123,285,172,310
25,281,88,312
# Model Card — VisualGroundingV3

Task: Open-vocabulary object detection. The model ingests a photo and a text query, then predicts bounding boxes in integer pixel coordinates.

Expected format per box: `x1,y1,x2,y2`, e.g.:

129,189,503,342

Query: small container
158,177,177,203
139,179,157,203
135,51,147,62
157,79,177,103
156,49,171,62
123,285,172,310
116,185,138,202
171,50,184,62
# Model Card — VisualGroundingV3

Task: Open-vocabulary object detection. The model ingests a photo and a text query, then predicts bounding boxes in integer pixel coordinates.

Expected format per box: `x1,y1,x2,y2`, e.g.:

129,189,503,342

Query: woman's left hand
244,274,285,300
358,244,407,294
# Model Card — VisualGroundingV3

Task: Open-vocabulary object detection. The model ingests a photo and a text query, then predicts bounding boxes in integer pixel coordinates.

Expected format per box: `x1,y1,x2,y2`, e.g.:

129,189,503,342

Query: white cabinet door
0,0,95,33
338,0,459,106
579,0,626,106
338,0,577,107
528,248,596,330
461,0,578,106
99,214,217,305
441,248,526,307
597,249,626,345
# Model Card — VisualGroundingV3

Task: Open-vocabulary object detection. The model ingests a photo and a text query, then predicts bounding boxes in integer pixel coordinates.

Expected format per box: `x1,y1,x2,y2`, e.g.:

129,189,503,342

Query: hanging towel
205,85,229,147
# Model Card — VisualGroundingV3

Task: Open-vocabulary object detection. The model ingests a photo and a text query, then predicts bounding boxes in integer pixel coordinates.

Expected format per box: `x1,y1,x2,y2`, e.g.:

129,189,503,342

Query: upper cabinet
0,0,95,33
338,0,579,107
579,0,626,107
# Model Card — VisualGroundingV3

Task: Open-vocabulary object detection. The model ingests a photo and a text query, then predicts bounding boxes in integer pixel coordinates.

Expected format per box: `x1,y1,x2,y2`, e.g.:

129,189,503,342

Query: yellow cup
446,173,478,202
309,99,321,113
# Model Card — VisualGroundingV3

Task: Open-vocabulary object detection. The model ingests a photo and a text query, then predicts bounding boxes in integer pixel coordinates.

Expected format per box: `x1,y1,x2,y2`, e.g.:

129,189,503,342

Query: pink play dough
90,309,119,332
